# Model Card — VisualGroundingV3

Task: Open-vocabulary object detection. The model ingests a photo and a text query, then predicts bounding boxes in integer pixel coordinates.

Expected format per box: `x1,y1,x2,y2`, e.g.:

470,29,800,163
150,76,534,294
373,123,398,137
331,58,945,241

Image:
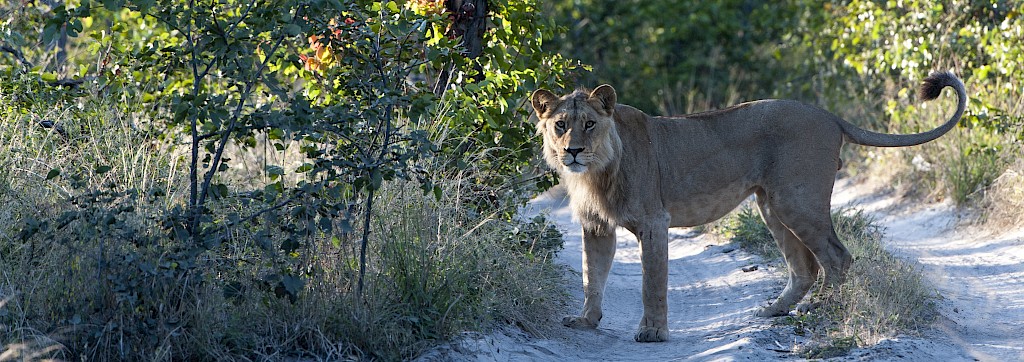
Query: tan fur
532,72,966,342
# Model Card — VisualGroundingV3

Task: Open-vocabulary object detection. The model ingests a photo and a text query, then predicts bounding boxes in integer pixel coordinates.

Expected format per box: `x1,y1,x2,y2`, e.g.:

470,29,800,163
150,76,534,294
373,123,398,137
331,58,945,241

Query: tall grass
718,205,936,358
0,87,566,360
1,85,180,360
851,75,1019,207
981,160,1024,229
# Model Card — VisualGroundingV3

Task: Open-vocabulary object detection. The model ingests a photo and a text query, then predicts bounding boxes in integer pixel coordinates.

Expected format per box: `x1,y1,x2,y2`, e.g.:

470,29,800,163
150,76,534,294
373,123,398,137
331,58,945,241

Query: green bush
0,95,567,359
549,0,1022,207
1,0,575,359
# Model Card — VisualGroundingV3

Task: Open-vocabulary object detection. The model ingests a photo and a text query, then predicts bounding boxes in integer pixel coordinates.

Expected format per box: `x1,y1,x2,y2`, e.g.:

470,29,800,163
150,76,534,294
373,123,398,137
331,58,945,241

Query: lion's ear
589,84,617,116
531,89,559,116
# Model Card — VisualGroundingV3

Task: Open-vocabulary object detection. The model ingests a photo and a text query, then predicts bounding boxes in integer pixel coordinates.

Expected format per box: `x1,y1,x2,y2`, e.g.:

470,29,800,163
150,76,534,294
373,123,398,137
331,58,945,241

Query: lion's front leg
564,220,616,329
632,217,670,342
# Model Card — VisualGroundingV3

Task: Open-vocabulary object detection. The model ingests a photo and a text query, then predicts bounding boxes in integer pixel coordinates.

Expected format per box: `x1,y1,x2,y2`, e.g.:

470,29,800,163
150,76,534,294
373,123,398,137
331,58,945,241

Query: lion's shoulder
611,105,652,132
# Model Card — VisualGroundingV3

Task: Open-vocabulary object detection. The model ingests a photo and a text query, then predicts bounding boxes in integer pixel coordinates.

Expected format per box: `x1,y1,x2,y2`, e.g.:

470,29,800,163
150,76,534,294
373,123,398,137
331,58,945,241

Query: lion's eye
585,121,596,129
555,121,566,129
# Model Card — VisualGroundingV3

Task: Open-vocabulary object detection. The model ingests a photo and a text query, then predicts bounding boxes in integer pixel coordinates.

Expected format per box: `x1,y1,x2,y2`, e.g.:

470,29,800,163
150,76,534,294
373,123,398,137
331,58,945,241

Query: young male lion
531,72,965,342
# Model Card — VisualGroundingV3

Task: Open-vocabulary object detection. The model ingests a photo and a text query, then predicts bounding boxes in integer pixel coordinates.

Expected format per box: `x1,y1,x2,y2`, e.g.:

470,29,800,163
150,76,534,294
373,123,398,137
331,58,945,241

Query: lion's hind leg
753,190,820,317
754,188,853,317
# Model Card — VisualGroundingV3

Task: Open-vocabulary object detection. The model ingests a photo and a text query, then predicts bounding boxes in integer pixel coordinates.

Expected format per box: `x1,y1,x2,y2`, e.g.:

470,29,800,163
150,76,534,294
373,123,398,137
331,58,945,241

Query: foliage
824,0,1022,203
2,0,577,359
549,0,1022,204
545,0,841,115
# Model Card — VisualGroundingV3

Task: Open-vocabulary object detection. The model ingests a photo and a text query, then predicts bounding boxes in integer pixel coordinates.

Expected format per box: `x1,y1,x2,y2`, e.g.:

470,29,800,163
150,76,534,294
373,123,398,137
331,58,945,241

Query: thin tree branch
197,10,296,211
201,190,305,238
187,0,202,242
1,43,34,68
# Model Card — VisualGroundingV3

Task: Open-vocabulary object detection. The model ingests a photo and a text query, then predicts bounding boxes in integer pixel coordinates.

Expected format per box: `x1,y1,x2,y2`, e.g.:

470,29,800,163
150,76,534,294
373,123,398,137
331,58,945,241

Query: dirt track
419,179,1024,361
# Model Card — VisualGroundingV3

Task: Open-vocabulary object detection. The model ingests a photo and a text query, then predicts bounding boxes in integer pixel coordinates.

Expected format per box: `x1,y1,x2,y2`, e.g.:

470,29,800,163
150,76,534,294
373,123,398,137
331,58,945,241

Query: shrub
0,96,567,359
1,0,575,359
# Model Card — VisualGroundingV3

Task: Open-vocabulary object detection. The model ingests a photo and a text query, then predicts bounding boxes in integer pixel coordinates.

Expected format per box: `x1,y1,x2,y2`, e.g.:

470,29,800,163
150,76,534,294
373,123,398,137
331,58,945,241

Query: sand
418,178,1024,361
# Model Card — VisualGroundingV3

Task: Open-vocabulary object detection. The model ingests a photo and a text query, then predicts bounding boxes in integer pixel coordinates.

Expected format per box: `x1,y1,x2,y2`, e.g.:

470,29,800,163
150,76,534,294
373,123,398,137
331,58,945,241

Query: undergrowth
0,91,566,361
718,205,936,358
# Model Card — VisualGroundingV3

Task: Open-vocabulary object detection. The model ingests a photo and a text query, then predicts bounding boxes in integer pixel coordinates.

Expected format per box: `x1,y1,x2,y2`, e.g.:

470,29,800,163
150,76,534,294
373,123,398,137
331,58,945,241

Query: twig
1,42,91,88
1,43,33,68
201,190,305,238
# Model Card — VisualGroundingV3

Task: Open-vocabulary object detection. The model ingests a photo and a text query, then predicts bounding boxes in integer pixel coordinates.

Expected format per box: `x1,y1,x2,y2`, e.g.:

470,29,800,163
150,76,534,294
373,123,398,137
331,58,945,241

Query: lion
531,71,966,342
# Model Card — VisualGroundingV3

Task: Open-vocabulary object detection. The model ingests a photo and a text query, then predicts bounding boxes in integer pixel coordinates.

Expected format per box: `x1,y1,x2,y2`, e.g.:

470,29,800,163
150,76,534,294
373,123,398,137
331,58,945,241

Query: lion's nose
565,147,584,157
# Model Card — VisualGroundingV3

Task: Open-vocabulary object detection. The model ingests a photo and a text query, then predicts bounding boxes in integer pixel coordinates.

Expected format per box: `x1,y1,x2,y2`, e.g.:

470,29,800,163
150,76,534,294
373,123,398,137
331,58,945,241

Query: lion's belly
664,185,756,228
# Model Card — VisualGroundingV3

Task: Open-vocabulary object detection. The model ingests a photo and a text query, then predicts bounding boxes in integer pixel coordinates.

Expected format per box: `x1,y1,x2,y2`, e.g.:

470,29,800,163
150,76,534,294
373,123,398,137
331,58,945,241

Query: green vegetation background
2,0,1021,360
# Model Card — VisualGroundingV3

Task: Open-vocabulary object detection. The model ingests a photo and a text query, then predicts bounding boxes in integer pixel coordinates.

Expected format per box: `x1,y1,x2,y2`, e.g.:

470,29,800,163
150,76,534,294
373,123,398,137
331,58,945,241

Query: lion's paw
562,315,598,329
633,325,669,342
795,301,821,315
754,305,790,318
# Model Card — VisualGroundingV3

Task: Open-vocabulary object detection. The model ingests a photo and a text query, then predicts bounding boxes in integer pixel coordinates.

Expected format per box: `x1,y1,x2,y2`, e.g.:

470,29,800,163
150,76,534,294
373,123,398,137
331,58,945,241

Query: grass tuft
718,205,936,357
822,209,936,344
711,205,779,259
982,161,1024,228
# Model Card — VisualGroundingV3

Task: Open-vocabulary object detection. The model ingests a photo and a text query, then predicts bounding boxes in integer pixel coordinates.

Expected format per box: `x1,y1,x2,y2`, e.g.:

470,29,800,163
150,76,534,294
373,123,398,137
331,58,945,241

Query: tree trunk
433,0,488,95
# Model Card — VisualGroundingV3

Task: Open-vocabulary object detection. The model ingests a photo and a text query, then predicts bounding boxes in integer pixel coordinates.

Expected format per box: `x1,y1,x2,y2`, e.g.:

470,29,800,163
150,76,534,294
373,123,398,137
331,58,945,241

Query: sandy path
420,180,1024,361
832,179,1024,361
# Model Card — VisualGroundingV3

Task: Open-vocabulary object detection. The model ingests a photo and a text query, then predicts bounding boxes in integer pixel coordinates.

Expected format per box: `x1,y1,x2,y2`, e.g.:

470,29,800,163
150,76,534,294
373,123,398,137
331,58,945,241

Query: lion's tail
839,71,966,147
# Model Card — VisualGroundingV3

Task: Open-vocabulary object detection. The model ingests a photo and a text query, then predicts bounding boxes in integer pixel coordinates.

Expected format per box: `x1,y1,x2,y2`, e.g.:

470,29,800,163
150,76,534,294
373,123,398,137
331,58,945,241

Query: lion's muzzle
562,147,589,173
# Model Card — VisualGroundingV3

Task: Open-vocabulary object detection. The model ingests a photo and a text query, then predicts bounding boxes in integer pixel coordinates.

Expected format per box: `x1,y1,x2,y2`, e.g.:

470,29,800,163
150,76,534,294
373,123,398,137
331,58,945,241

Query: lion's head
532,85,623,175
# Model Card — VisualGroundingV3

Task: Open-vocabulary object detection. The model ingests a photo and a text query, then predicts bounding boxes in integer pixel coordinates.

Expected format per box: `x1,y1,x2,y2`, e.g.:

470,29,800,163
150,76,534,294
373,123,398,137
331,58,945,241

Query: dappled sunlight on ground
422,180,1024,361
834,178,1024,361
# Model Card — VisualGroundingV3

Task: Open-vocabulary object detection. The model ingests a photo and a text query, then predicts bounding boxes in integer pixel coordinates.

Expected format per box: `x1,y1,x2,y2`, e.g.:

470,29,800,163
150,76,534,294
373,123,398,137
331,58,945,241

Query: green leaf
280,237,301,253
42,22,60,45
46,168,61,180
264,182,282,202
102,0,124,11
339,219,353,234
265,165,284,179
282,274,305,295
211,183,229,199
274,274,305,303
95,165,112,174
173,225,189,241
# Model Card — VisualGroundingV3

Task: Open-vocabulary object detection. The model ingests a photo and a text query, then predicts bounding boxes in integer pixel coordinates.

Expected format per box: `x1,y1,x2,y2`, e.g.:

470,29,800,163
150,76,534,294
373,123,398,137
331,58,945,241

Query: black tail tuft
919,71,956,100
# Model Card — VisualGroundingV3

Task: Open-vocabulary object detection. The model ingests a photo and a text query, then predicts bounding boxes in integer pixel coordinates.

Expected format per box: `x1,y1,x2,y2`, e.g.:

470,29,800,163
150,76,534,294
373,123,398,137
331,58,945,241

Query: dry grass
980,160,1024,229
717,206,936,358
821,209,936,344
0,87,567,360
